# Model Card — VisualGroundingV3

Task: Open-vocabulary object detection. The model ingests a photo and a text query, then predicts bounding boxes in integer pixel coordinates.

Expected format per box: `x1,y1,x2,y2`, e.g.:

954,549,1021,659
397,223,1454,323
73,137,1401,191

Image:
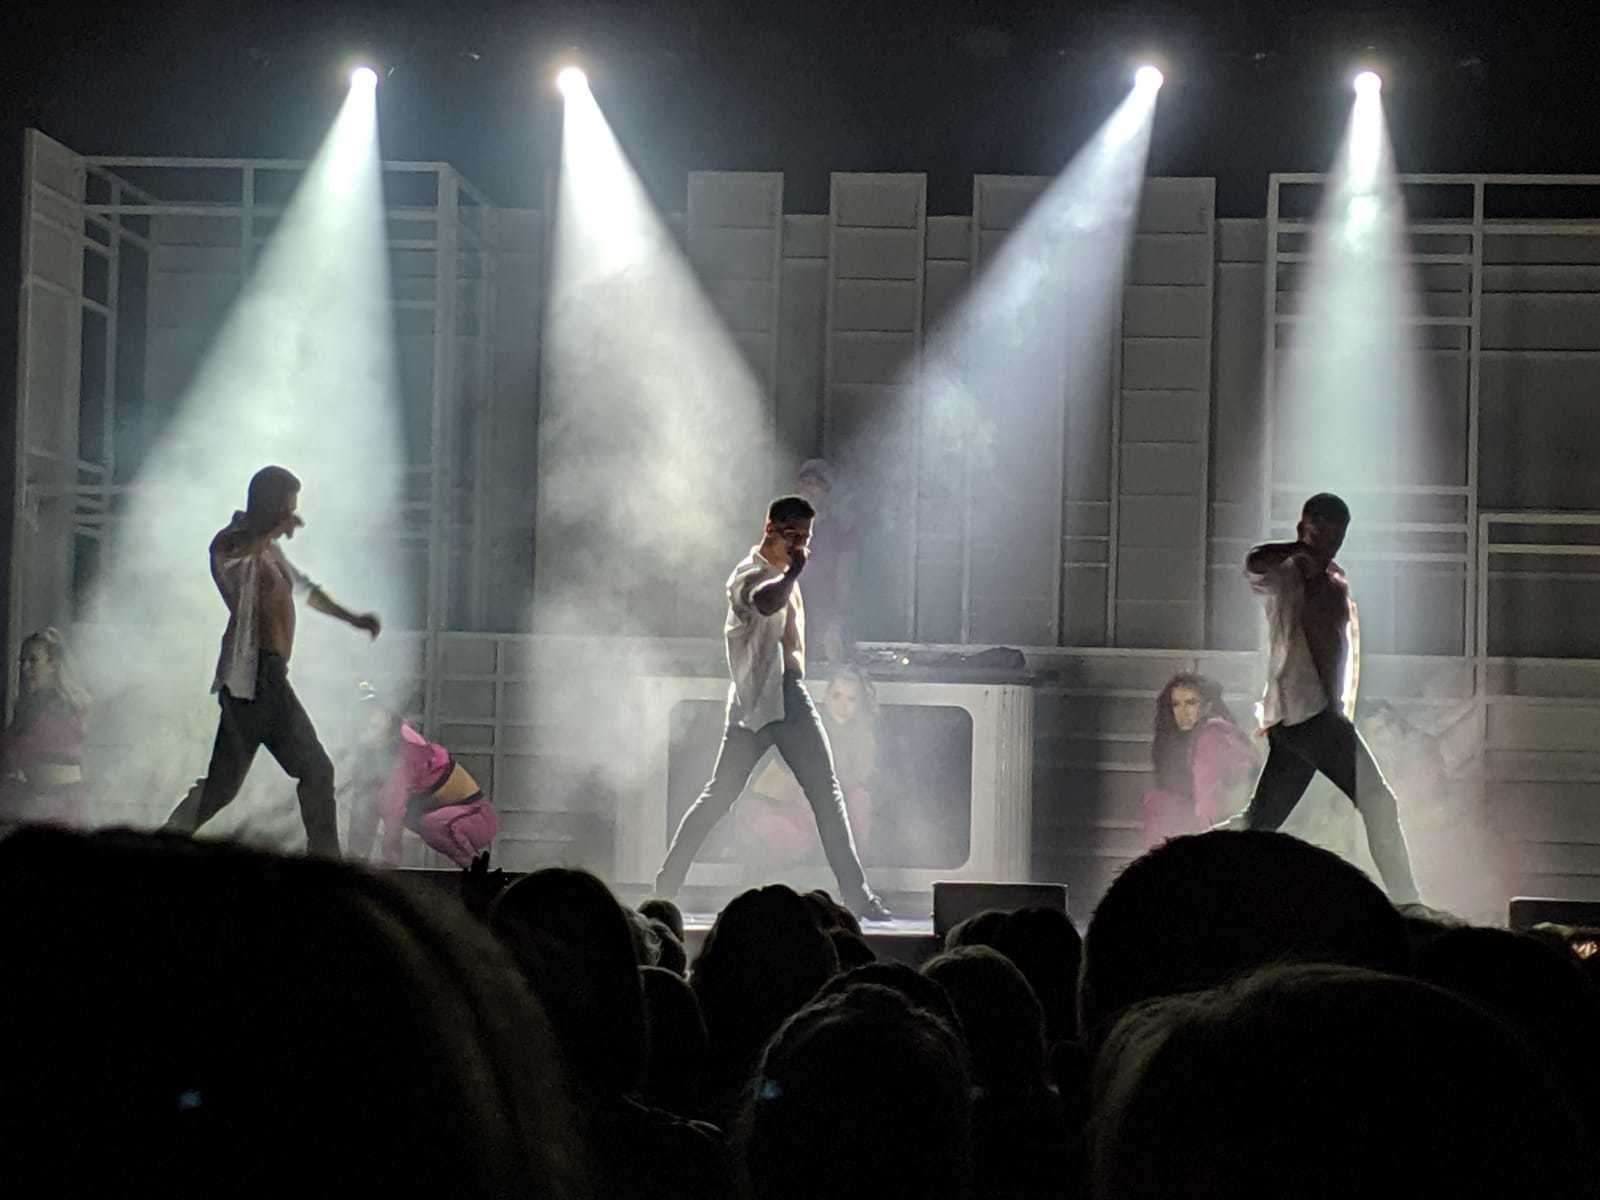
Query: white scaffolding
11,130,501,731
1263,172,1600,665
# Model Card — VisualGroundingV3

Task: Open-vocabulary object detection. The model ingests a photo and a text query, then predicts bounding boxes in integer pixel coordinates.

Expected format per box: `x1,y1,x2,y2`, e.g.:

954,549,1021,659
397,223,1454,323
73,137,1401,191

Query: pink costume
0,694,88,827
1141,718,1260,847
358,722,497,868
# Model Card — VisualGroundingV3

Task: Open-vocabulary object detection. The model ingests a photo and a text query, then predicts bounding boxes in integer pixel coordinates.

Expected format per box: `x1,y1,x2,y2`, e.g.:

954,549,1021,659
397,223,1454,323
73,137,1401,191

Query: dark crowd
1,825,1596,1197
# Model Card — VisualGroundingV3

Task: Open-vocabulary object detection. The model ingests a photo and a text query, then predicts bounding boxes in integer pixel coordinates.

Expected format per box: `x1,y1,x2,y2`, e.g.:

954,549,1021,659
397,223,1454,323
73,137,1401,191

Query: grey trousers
655,670,871,907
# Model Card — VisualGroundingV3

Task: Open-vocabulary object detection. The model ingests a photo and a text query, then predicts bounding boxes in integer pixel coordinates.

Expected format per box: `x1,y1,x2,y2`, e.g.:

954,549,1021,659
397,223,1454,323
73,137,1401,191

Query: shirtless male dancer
1237,492,1423,906
654,495,892,920
165,466,380,855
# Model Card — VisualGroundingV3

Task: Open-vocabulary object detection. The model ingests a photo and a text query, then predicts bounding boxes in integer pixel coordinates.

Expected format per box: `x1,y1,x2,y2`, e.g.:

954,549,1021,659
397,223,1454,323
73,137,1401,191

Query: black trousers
164,651,339,856
1242,708,1419,904
655,670,871,906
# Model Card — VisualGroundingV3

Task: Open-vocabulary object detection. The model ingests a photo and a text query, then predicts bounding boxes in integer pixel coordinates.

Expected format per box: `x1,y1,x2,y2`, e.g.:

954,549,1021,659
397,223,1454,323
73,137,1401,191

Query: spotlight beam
872,77,1162,645
81,64,407,833
1273,77,1425,550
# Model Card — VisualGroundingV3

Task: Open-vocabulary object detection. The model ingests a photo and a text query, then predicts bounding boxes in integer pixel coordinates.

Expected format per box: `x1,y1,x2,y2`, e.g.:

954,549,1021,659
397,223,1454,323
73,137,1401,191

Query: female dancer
346,688,498,867
1141,673,1258,847
0,628,91,828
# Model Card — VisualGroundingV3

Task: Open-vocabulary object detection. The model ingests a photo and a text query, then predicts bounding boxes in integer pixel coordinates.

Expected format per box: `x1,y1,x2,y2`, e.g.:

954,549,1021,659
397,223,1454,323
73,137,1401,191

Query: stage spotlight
350,65,379,89
1134,65,1165,91
556,65,588,96
1353,70,1382,95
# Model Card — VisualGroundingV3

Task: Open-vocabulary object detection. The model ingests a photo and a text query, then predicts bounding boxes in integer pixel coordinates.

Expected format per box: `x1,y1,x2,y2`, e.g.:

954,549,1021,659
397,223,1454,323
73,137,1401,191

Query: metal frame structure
12,131,499,731
1264,172,1600,663
10,132,133,690
1477,512,1600,676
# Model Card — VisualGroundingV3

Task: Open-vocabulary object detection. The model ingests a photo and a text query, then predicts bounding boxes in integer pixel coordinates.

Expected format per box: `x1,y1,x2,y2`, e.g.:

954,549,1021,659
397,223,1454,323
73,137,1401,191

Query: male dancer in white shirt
1237,492,1422,906
654,495,891,920
165,465,381,855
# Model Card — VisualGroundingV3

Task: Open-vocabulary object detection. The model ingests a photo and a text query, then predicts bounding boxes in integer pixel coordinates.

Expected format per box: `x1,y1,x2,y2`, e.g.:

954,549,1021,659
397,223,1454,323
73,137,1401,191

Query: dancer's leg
166,695,263,834
655,724,765,898
771,673,872,909
416,795,498,868
259,666,338,857
1241,722,1320,832
1308,713,1421,905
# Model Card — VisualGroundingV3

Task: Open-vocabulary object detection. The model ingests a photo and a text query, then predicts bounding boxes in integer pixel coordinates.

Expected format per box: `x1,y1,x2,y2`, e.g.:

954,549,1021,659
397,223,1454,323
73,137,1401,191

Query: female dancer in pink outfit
346,690,498,867
0,628,90,829
1141,673,1259,848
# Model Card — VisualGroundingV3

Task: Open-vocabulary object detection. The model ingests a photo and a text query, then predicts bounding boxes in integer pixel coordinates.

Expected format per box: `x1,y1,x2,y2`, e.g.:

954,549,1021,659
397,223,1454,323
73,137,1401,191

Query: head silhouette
736,985,971,1200
923,945,1048,1095
639,965,708,1115
691,885,839,1095
639,898,685,943
946,905,1082,1043
0,827,581,1196
1080,831,1408,1044
1414,925,1600,1142
1090,963,1588,1199
814,961,963,1036
489,867,646,1101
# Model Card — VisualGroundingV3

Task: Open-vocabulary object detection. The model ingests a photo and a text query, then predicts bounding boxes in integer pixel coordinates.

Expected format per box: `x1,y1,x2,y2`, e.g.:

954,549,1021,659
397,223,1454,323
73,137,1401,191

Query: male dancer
165,466,380,855
1237,492,1422,906
654,495,892,920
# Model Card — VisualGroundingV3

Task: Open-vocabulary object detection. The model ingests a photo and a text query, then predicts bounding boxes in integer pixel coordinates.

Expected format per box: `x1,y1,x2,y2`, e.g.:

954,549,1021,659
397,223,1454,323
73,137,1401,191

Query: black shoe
857,894,894,923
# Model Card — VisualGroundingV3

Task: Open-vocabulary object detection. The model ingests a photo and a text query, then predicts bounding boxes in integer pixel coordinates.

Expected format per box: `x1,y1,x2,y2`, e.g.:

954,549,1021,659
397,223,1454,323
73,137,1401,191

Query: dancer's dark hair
767,495,816,525
1301,492,1350,525
244,465,301,533
1150,673,1236,796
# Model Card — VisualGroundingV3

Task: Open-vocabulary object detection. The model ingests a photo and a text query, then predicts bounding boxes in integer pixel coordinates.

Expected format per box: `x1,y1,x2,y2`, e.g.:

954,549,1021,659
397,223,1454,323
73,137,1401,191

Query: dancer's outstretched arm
306,584,381,639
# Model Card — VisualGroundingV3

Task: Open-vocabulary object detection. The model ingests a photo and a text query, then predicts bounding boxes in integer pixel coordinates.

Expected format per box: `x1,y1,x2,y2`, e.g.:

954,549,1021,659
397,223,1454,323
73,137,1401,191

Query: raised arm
1244,540,1301,577
750,547,807,616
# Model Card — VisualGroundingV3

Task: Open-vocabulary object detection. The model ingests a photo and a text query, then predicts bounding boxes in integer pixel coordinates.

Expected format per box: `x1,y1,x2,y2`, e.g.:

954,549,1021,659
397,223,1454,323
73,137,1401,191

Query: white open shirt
1249,553,1358,730
724,547,804,731
210,517,315,701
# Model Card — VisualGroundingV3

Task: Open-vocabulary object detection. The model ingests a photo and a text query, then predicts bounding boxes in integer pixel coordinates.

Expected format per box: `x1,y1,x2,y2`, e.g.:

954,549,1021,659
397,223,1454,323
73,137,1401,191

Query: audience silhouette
1089,963,1590,1198
3,820,1594,1199
735,984,972,1200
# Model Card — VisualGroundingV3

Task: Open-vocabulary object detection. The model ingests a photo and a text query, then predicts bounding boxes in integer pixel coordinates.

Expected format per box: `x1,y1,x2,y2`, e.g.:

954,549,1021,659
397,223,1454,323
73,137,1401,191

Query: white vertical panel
824,173,926,640
10,130,88,687
778,214,830,470
966,171,1081,649
914,214,971,642
1115,178,1215,647
687,171,784,496
687,172,784,400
